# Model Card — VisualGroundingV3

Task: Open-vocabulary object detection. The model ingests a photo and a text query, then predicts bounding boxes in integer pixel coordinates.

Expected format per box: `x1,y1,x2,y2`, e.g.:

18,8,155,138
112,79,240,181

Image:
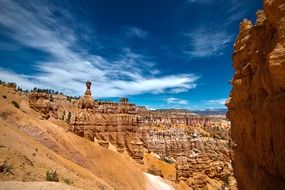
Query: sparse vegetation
67,112,71,124
0,162,13,175
49,95,53,102
2,95,7,99
160,156,174,164
63,178,73,185
62,110,65,120
222,175,229,190
46,170,59,182
7,82,16,88
12,101,20,109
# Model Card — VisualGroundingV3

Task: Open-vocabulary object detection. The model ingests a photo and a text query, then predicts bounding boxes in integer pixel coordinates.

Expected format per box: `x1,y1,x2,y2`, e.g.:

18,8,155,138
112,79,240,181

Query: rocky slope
0,79,236,189
227,0,285,189
0,181,81,190
0,84,175,190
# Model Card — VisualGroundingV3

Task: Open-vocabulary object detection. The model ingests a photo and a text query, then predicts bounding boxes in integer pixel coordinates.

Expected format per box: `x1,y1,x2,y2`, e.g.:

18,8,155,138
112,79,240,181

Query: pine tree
67,112,71,124
49,95,53,102
62,110,65,120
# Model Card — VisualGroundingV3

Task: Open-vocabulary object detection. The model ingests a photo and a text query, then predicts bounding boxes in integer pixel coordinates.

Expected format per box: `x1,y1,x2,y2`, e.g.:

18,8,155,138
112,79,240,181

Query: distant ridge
152,108,192,113
192,109,227,115
152,108,227,116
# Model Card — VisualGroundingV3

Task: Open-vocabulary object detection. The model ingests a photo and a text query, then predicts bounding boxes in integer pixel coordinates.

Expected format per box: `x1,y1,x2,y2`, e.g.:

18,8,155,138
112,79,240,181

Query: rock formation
28,92,57,119
141,124,234,188
21,81,236,189
227,0,285,189
70,81,145,163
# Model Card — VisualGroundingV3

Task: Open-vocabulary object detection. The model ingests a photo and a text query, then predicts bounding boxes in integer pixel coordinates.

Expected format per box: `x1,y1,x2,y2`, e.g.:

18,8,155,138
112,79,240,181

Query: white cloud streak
166,97,189,105
0,0,199,98
184,0,248,58
188,0,215,5
185,28,234,57
125,27,148,39
224,0,246,24
204,98,227,105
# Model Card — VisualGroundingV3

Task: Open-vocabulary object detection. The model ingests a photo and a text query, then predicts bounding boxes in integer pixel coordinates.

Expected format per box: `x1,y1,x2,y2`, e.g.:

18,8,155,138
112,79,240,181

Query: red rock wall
227,0,285,189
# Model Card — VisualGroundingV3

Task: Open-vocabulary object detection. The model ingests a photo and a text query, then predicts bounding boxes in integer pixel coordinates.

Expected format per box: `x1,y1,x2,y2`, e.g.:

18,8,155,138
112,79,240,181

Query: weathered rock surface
22,81,235,189
70,81,145,163
28,92,56,119
227,0,285,189
145,126,234,189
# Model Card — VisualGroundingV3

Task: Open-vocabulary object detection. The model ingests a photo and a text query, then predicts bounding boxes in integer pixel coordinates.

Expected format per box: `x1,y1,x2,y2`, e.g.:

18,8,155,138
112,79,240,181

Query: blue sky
0,0,262,110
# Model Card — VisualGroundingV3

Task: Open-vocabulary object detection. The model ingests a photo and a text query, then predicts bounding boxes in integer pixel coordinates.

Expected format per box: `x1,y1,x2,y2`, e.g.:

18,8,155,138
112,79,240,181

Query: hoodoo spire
85,81,92,96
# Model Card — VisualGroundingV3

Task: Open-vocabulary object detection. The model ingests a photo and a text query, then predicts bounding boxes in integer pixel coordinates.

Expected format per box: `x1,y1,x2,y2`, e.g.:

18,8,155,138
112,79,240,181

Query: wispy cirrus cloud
185,28,234,57
204,98,227,105
188,0,248,24
0,0,199,98
125,27,148,39
166,97,189,105
188,0,215,5
224,0,247,24
184,0,249,58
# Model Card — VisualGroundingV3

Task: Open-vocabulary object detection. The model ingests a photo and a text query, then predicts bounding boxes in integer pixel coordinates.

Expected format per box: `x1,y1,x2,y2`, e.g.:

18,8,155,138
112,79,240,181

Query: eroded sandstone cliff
227,0,285,189
10,80,236,189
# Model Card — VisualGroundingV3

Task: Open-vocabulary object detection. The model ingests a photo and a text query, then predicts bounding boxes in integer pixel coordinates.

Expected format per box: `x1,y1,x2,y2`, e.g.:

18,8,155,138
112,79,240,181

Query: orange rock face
25,81,235,189
70,81,145,163
227,0,285,189
28,92,55,119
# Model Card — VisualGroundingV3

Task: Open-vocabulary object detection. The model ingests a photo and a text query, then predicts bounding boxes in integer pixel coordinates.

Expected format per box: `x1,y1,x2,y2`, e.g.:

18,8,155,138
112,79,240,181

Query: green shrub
63,178,73,185
11,101,19,109
49,95,53,102
0,163,13,175
160,157,174,164
46,170,59,182
61,110,65,120
2,95,7,99
66,112,71,124
222,175,229,189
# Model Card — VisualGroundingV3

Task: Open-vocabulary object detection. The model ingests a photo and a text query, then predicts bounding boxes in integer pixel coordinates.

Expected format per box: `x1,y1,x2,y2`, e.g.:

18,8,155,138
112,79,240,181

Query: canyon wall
23,81,235,189
141,125,234,189
227,0,285,189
